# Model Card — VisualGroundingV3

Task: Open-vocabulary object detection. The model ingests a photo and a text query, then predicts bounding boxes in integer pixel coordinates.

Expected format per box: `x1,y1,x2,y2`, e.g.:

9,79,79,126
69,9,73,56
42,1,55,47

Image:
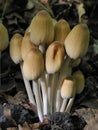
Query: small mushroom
30,10,54,53
54,19,70,44
72,70,85,94
60,77,76,112
65,70,85,113
45,41,65,113
9,33,36,105
23,47,44,122
0,22,9,52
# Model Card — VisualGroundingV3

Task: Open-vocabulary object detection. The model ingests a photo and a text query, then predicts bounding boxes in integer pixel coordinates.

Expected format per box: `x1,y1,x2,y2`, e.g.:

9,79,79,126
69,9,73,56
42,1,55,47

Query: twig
1,0,9,20
30,0,54,17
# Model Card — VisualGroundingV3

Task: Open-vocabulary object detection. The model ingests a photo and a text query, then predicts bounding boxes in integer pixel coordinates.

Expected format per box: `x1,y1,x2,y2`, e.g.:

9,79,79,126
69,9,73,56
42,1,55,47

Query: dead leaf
29,119,48,130
18,122,31,130
3,105,11,119
84,119,98,130
75,108,98,123
14,91,27,104
20,103,37,113
7,127,18,130
76,2,86,23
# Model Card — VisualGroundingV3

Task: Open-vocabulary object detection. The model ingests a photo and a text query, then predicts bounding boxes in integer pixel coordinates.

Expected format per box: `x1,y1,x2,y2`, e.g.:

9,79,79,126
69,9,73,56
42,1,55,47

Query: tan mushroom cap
64,23,90,59
61,77,76,99
23,47,44,80
0,22,9,51
73,70,85,94
9,33,23,64
46,41,65,74
21,32,37,60
54,19,70,44
30,10,54,46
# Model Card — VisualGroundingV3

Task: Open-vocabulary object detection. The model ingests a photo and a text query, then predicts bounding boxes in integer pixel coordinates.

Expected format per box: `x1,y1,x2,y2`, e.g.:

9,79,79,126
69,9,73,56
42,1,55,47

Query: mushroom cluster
9,10,90,122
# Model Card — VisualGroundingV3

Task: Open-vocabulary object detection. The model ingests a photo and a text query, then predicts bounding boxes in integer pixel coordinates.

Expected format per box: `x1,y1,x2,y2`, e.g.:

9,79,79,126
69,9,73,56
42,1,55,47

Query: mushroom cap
73,70,85,94
64,23,90,59
61,77,75,99
54,19,70,44
21,32,36,60
0,22,9,51
23,47,44,80
30,10,54,46
9,33,23,64
46,41,65,74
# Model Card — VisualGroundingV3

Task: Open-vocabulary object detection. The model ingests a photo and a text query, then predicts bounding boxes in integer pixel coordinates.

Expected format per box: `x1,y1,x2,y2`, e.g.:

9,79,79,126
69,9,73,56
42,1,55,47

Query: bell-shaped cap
54,19,70,44
64,23,90,59
30,10,54,46
61,77,76,99
73,70,85,94
46,41,65,74
23,47,44,80
9,33,23,64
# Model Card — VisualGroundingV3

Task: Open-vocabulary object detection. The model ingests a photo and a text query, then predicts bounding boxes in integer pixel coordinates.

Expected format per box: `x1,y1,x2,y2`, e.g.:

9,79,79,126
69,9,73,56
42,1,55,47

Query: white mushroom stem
47,74,52,110
39,45,45,54
39,73,48,116
55,56,72,112
65,97,75,113
50,72,59,113
20,63,36,105
60,98,68,112
33,80,44,122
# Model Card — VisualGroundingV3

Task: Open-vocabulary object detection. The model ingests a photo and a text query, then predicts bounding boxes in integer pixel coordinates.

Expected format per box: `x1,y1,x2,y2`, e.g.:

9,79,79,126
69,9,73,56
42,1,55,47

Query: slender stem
47,73,52,112
60,98,68,112
39,73,48,115
50,72,59,113
65,97,74,113
33,80,44,122
55,56,72,112
1,0,9,19
55,89,62,112
20,63,36,105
